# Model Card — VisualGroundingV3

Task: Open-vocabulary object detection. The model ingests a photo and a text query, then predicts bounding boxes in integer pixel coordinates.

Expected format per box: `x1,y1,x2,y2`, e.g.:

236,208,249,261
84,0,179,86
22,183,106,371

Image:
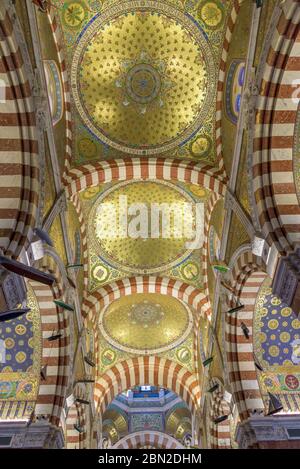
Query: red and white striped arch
225,250,267,422
65,402,87,449
112,431,185,450
0,2,39,258
70,165,221,315
253,0,300,254
207,379,231,449
83,276,209,321
202,192,221,320
84,276,209,372
65,158,227,199
33,255,70,427
65,383,88,449
95,356,201,416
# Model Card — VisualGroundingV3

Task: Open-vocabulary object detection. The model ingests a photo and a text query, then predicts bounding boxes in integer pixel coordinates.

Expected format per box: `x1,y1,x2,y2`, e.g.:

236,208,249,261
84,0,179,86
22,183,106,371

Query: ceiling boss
71,0,215,155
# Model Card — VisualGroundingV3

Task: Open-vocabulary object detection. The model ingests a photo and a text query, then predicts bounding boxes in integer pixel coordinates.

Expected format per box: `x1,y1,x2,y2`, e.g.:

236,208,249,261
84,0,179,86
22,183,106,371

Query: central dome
71,0,215,155
99,293,193,354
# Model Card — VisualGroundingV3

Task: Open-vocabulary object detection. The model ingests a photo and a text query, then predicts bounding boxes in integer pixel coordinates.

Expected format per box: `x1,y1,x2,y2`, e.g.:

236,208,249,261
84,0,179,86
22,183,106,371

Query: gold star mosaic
51,0,232,164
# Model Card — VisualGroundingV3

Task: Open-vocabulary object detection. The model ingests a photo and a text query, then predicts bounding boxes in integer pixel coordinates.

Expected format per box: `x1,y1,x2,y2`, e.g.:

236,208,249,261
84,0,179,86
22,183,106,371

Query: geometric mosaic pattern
254,285,300,368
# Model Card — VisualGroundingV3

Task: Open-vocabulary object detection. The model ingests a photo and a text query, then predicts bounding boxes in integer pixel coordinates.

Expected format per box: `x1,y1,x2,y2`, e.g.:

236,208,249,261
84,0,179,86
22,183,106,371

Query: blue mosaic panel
254,287,300,367
0,312,35,373
225,60,245,125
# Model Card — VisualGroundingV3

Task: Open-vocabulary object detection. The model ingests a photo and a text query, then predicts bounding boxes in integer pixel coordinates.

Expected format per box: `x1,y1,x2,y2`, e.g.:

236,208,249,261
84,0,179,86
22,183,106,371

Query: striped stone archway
65,401,87,449
0,1,39,258
65,158,227,198
252,0,300,254
83,276,209,321
33,254,71,427
224,250,267,421
95,356,201,416
112,431,185,449
69,181,220,316
83,276,208,372
65,383,88,449
207,378,231,449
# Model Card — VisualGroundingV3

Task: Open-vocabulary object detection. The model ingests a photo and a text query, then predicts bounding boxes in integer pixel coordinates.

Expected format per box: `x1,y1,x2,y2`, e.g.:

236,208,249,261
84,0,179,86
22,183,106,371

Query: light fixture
84,355,96,367
254,361,263,372
53,299,74,312
67,263,83,269
0,308,31,322
241,322,250,339
67,276,76,289
207,384,219,394
76,398,90,405
212,264,230,274
47,332,62,342
34,227,53,247
0,255,55,286
267,393,283,416
226,304,245,314
40,365,47,381
202,357,214,368
75,378,95,384
214,415,229,424
73,423,84,433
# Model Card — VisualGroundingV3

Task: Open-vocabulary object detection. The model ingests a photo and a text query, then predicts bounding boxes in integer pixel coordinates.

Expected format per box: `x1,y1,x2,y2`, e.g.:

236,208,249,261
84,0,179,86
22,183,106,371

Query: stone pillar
236,415,300,449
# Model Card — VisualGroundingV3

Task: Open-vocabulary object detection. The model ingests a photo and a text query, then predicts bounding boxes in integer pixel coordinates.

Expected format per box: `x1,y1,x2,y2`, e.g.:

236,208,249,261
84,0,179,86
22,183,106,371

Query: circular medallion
189,135,212,158
268,345,279,357
126,64,161,104
16,351,26,364
15,324,26,335
281,307,292,317
285,374,299,390
99,293,193,354
89,179,199,275
292,319,300,329
280,332,291,343
268,319,279,330
198,0,224,29
101,348,117,366
271,297,281,306
176,346,192,364
92,264,109,283
181,262,199,281
4,338,15,350
71,0,215,155
63,2,86,29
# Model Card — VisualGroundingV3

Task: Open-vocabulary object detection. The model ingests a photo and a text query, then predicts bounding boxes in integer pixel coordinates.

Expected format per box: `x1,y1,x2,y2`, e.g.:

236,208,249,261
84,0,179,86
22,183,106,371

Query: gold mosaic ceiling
99,293,193,354
71,0,215,155
88,180,198,275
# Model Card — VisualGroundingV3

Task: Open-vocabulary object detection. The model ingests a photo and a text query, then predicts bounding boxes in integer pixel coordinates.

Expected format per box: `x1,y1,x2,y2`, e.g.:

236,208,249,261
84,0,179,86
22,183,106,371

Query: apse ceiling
52,0,232,165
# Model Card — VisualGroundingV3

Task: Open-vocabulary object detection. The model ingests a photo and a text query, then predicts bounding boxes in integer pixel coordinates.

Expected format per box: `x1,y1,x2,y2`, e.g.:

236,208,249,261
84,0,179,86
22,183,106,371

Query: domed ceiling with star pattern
51,0,232,165
80,179,210,291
